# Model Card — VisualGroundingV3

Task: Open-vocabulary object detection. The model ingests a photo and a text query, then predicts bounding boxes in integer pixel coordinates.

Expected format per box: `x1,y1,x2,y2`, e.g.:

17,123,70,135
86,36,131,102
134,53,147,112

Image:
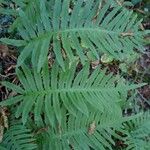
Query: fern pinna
0,0,149,150
0,107,37,150
123,111,150,150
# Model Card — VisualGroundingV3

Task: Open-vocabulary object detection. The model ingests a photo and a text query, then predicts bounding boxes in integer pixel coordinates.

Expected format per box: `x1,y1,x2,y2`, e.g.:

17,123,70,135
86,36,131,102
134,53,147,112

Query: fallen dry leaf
0,44,9,57
88,121,96,135
0,107,9,143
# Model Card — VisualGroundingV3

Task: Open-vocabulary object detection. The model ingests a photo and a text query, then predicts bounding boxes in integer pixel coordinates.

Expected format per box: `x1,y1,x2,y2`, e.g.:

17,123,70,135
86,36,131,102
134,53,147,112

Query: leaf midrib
23,83,143,96
24,86,120,96
30,27,121,42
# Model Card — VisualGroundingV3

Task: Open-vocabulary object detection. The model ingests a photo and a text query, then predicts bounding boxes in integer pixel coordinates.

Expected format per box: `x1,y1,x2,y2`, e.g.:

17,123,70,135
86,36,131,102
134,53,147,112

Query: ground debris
0,107,9,143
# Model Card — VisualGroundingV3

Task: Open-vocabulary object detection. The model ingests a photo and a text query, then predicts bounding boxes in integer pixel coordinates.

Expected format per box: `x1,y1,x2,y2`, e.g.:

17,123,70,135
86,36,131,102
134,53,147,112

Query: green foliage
1,61,144,126
1,124,37,150
0,0,148,71
2,108,149,150
123,111,150,150
0,0,150,149
0,60,147,149
34,109,130,150
0,109,37,150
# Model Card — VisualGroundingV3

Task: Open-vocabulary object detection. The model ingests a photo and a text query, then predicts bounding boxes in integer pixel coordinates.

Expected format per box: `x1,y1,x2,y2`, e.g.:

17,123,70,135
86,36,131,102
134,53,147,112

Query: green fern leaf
33,108,137,150
0,107,37,150
0,62,145,126
1,124,37,150
0,145,7,150
123,111,150,150
0,0,148,71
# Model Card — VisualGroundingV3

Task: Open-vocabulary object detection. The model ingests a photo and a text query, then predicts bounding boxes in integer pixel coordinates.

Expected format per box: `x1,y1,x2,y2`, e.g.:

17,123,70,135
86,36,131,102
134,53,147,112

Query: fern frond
0,0,27,16
0,0,147,71
0,61,145,126
123,111,150,150
0,108,37,150
1,124,37,150
32,108,136,150
0,145,7,150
